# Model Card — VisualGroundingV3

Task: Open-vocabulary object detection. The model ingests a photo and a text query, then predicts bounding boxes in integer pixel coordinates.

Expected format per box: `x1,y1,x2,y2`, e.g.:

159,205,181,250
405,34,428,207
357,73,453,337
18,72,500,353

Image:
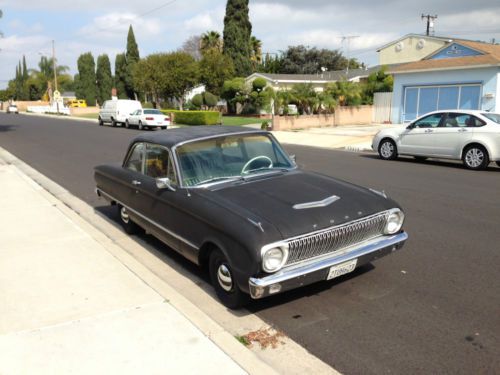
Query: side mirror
156,177,176,191
290,154,297,164
406,124,414,130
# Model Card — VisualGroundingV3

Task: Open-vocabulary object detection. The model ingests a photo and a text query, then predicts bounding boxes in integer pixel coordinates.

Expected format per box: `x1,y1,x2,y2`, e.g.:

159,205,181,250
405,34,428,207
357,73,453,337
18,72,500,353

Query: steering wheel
241,156,273,174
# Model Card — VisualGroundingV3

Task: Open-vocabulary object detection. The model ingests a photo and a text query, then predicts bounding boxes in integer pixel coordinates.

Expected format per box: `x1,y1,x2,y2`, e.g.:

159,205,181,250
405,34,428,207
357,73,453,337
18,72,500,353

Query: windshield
144,109,162,115
481,113,500,124
176,133,294,187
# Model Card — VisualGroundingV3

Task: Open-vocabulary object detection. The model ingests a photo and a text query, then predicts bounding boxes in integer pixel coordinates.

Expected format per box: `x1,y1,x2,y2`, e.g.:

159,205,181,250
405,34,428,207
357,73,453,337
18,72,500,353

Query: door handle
458,128,468,132
131,180,141,186
424,129,434,133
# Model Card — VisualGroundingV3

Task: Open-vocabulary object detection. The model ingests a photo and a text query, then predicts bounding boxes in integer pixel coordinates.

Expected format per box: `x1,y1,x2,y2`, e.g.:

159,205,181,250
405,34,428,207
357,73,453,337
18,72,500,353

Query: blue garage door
403,84,481,122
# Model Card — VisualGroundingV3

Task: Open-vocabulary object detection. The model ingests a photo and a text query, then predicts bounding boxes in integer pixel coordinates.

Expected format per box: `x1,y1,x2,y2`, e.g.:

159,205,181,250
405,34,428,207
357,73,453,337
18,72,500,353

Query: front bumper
248,232,408,299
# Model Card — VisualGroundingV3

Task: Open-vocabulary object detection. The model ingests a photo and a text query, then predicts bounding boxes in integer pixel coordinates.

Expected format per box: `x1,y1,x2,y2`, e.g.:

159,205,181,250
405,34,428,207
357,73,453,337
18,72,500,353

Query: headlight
261,243,289,273
384,208,405,234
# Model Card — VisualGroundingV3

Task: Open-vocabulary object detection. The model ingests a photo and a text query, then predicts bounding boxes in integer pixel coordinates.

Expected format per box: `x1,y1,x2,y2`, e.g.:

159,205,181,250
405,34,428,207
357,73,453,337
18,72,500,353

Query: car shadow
360,154,500,171
94,204,378,315
0,124,18,132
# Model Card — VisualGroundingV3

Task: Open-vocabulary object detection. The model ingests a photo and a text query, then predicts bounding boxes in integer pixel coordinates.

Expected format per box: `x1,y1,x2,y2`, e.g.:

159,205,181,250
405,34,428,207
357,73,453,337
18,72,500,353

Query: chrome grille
285,212,389,266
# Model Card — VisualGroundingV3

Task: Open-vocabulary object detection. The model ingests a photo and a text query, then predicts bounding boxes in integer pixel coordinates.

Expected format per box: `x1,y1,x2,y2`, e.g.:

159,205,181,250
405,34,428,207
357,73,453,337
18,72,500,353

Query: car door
129,110,141,125
134,143,181,251
430,113,474,158
118,142,146,212
398,113,444,155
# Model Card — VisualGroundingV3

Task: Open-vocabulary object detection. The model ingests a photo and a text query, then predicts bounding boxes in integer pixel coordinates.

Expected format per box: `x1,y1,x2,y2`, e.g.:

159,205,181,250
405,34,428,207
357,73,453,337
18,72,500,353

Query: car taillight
164,117,169,121
145,117,154,120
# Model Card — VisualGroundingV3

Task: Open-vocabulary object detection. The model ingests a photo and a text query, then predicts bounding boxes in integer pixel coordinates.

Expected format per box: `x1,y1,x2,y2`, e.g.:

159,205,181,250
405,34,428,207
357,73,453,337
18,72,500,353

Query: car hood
195,170,397,239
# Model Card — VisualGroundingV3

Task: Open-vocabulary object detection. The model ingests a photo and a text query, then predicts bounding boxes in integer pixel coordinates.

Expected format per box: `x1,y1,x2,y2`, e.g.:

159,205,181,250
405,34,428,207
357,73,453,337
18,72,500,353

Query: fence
373,92,392,123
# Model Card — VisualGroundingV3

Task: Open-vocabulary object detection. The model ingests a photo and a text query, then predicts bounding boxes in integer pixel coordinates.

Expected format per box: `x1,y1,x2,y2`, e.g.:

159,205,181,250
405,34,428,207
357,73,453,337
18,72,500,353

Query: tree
221,77,247,113
96,54,113,105
250,36,262,66
180,35,202,61
125,25,140,99
280,45,362,74
199,48,235,96
223,0,252,76
201,31,222,54
132,52,199,109
325,80,363,106
362,67,393,104
114,53,128,99
76,52,96,105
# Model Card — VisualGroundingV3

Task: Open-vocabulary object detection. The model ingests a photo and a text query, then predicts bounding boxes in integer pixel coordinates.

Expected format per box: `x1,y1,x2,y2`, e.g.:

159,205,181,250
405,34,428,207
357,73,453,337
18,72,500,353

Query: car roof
132,125,264,148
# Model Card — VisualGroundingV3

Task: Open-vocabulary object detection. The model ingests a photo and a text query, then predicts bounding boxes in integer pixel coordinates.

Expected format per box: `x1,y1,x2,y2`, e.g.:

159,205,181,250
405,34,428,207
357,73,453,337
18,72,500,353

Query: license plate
327,259,357,280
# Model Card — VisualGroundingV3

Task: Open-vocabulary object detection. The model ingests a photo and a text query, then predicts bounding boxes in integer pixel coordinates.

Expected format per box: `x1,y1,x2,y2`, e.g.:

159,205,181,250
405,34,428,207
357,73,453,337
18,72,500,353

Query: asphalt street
1,113,499,374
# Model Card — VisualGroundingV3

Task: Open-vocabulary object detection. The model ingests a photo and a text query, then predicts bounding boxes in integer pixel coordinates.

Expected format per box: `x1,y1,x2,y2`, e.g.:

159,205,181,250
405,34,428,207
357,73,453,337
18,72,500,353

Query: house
245,67,385,92
386,38,500,123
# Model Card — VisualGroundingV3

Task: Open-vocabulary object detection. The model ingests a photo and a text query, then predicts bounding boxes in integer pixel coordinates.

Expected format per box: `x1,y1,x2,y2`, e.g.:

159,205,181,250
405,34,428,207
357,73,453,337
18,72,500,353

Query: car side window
145,144,177,184
413,114,443,128
124,143,145,173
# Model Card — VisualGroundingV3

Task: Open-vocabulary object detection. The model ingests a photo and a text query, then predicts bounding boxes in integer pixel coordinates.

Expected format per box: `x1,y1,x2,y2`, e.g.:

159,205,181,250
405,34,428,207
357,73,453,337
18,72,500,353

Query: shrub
191,94,204,108
252,77,267,92
161,110,220,125
203,91,218,107
142,102,154,109
261,121,271,130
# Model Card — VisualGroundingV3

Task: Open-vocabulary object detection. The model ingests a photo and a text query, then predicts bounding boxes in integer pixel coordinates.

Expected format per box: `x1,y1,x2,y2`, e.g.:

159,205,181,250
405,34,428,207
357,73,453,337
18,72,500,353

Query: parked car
67,99,87,108
373,110,500,170
94,126,408,308
125,109,170,130
6,104,19,114
98,99,142,127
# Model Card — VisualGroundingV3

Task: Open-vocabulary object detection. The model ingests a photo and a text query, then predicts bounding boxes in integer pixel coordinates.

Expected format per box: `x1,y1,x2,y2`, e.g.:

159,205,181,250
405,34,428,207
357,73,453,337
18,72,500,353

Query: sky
0,0,500,89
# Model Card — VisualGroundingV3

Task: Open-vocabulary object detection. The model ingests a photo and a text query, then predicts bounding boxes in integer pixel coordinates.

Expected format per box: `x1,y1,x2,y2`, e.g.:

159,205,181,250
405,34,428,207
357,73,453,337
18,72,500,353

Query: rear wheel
463,145,489,170
125,120,130,129
111,118,117,127
118,205,139,234
161,126,167,130
496,161,500,167
98,117,103,126
209,249,249,309
378,139,398,160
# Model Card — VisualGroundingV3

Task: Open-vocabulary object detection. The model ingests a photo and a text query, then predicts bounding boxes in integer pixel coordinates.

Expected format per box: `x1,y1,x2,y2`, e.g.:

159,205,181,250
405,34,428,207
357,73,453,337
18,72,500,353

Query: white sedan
372,110,500,170
125,109,170,130
6,104,19,114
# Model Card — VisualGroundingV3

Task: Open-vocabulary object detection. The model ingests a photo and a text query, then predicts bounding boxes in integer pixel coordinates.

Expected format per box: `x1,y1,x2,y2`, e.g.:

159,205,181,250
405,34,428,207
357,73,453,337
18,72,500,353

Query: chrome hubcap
465,148,484,168
217,264,233,292
380,142,394,158
120,207,130,224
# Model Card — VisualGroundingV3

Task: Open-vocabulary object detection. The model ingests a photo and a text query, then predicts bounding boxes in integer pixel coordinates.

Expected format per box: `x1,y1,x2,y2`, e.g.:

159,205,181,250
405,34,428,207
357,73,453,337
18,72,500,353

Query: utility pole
342,35,359,76
421,14,438,36
52,40,58,91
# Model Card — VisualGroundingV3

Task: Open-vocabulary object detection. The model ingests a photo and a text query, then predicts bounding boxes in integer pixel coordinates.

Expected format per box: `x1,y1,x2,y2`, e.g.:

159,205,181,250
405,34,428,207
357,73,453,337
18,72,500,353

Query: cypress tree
223,0,253,76
22,55,28,80
76,52,96,105
96,54,113,105
125,25,140,99
114,53,128,99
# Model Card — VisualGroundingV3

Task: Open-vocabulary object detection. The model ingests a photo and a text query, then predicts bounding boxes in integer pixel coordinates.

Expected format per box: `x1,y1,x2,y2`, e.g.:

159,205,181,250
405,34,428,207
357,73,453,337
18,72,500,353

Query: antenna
421,14,438,36
342,36,359,76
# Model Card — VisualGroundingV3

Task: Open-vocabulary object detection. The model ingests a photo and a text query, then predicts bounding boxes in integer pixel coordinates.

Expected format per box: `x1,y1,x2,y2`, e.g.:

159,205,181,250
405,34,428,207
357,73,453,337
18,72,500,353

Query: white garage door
403,84,481,122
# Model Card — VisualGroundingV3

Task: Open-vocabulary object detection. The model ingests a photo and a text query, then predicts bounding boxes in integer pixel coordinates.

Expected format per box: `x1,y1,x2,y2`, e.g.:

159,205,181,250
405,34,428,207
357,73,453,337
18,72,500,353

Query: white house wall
391,67,499,123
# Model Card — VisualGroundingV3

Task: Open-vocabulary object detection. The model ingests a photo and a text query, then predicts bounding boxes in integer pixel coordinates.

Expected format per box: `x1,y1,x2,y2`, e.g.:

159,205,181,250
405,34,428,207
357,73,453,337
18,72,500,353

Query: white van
99,99,142,127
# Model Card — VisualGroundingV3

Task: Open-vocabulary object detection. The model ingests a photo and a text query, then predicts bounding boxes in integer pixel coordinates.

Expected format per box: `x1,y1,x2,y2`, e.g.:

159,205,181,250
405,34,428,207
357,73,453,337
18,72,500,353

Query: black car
94,126,408,308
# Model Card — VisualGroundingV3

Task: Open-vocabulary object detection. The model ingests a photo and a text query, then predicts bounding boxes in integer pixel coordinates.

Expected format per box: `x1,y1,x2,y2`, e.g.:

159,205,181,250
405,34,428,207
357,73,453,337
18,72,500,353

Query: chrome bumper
248,232,408,299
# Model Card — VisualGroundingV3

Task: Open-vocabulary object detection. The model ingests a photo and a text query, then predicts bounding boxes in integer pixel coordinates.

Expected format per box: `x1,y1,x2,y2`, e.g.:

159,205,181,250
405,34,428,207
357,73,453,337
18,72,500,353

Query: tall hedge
161,110,220,125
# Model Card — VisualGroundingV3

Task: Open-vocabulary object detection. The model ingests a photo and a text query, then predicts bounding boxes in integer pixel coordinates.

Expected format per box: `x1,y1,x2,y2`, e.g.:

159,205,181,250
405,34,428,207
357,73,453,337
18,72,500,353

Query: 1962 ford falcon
94,126,408,308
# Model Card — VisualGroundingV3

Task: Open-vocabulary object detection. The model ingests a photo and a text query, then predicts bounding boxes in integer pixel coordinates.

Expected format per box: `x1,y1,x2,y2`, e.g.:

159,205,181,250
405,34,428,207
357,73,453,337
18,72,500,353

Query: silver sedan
372,110,500,170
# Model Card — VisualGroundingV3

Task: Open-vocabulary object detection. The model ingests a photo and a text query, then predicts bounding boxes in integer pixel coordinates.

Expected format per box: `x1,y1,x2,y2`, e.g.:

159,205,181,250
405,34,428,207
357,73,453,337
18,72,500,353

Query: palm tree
250,36,262,65
200,31,222,54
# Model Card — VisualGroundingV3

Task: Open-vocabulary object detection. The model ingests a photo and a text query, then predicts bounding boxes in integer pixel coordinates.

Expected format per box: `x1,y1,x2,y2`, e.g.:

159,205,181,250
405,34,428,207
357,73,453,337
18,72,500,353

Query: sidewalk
0,155,275,374
272,124,403,151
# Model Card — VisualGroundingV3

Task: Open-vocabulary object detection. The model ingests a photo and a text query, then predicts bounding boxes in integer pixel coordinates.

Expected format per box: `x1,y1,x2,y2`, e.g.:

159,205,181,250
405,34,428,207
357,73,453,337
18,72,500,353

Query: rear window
481,113,500,124
144,109,162,115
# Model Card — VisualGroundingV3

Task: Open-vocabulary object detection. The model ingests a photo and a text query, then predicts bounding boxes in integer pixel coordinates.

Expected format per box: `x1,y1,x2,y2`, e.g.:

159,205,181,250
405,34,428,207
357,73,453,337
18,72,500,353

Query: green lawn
221,116,263,126
74,113,99,119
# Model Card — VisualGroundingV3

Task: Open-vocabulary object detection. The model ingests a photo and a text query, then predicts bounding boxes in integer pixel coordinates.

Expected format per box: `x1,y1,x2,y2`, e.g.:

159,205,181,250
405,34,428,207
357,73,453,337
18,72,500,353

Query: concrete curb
0,147,339,375
0,147,279,375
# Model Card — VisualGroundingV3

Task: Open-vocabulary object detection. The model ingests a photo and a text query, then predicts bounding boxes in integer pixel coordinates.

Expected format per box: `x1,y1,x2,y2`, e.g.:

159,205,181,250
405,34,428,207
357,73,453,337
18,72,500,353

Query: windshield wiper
196,176,242,186
242,168,290,180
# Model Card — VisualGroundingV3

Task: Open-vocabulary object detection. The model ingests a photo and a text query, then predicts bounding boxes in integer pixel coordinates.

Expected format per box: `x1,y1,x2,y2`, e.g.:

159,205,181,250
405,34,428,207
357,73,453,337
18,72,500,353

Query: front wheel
378,139,398,160
98,117,103,126
111,118,117,127
496,161,500,168
463,145,489,170
125,120,130,128
209,249,249,309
